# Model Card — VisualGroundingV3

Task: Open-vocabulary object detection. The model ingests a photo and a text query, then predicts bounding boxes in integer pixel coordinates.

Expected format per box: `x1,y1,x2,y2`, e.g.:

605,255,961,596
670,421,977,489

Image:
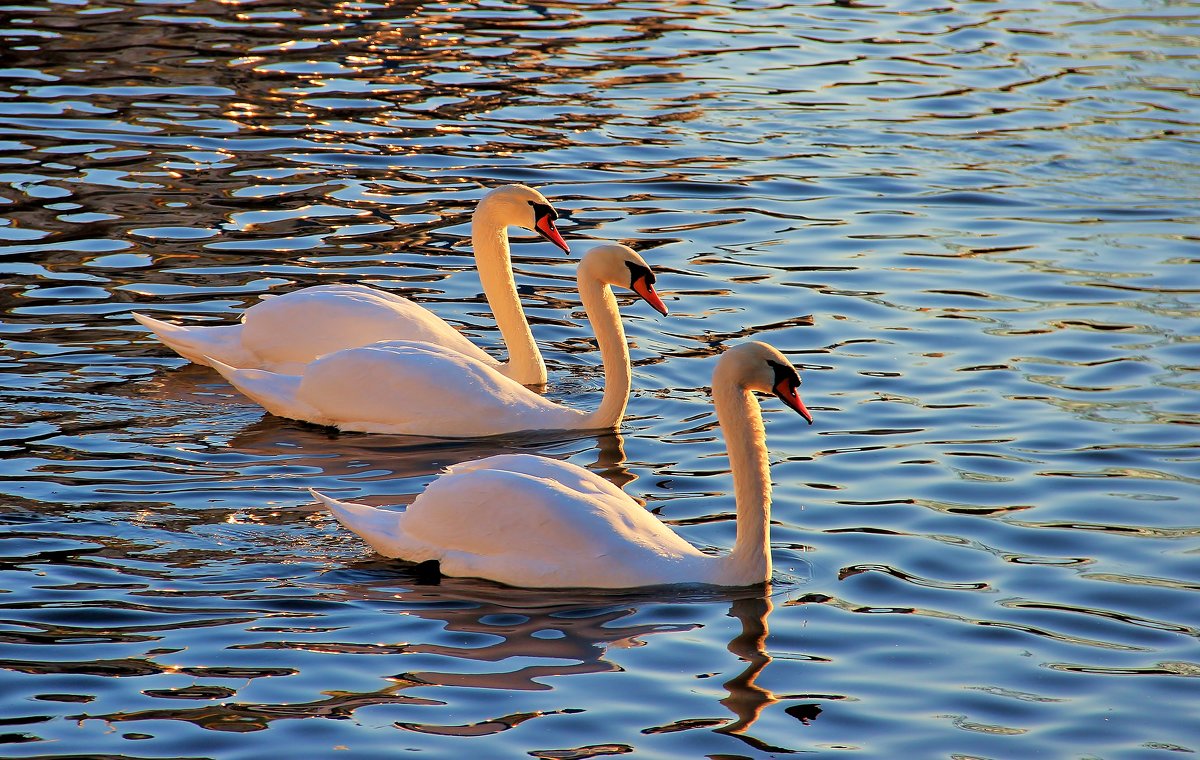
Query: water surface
1,0,1198,757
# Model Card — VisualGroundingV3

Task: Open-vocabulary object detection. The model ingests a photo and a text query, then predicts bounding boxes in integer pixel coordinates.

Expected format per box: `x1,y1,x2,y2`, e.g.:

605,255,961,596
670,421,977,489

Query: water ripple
1,0,1197,756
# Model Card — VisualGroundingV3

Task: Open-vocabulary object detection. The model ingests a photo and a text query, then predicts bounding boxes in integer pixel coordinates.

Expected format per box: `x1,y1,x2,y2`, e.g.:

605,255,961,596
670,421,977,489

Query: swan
131,184,570,384
310,341,813,588
206,243,669,437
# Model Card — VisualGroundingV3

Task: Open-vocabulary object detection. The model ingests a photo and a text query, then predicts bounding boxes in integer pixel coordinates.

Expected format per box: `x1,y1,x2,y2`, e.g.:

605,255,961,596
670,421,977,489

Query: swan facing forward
132,184,570,384
311,341,813,589
208,244,668,437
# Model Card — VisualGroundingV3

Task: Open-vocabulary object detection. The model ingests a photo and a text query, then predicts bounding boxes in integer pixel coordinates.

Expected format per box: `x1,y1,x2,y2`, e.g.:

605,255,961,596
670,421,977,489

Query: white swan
206,244,669,437
132,184,570,384
310,341,813,589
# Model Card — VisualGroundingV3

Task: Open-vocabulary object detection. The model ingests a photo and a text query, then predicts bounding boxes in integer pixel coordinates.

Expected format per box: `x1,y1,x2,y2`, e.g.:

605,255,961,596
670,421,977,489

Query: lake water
1,0,1198,757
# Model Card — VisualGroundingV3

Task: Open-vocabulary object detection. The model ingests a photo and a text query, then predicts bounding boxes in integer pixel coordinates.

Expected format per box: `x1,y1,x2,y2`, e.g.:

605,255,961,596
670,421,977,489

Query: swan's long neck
472,205,545,386
712,367,773,585
577,274,631,430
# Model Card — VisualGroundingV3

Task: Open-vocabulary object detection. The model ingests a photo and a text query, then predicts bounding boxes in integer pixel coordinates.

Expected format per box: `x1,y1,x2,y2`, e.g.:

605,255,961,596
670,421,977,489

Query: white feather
313,342,811,589
133,184,567,385
207,245,662,438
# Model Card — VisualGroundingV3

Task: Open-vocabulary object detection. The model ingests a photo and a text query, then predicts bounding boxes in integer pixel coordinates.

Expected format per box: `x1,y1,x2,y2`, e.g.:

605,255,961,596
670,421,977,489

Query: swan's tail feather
207,357,324,423
310,489,420,559
132,312,251,368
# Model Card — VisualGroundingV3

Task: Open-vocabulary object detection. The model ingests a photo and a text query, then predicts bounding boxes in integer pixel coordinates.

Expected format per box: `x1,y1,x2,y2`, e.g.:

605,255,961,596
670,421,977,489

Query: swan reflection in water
68,570,811,749
298,575,805,749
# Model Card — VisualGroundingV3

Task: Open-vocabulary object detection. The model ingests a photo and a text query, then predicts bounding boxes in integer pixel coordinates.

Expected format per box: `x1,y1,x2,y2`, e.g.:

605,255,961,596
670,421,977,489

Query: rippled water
2,0,1198,756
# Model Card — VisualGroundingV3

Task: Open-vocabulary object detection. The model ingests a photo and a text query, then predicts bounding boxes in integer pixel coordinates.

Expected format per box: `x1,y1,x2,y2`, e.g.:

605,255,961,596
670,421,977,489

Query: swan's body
208,244,668,437
132,184,569,384
311,342,813,588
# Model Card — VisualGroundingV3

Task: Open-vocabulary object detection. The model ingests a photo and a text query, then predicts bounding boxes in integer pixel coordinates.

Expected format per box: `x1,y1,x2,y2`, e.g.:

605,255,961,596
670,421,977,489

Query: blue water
1,0,1198,756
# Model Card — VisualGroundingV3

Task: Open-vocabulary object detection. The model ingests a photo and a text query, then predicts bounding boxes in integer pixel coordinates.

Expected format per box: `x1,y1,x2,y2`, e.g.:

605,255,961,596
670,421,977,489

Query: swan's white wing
445,454,634,505
208,358,329,424
398,455,706,587
294,341,580,436
239,285,497,373
310,489,426,559
132,313,257,369
136,286,497,375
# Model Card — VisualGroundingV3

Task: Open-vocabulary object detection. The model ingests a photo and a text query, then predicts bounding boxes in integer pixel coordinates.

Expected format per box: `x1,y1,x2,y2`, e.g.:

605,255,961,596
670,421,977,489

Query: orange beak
632,278,669,316
535,214,570,254
775,380,813,424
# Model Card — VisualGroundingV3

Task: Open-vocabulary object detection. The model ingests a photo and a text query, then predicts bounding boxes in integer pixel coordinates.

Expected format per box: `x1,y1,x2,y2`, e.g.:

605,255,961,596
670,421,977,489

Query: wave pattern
1,0,1197,756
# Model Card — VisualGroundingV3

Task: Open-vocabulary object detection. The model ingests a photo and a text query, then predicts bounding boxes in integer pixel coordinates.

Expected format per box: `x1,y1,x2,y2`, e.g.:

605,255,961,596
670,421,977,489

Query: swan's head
579,244,669,316
721,341,813,424
478,184,570,255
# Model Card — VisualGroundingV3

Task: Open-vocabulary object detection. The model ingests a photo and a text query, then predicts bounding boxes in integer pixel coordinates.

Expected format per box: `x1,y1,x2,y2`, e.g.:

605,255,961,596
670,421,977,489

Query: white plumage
133,184,570,384
312,341,814,589
208,244,668,437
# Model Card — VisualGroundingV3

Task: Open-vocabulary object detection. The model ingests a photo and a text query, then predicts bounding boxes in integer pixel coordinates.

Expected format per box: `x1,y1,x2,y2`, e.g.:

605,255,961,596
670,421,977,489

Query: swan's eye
528,201,558,221
625,261,655,288
767,359,800,390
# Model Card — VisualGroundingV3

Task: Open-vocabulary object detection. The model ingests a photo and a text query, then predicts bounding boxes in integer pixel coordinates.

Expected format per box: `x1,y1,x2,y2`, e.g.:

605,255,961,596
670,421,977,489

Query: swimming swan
310,341,813,588
132,184,570,384
207,244,668,437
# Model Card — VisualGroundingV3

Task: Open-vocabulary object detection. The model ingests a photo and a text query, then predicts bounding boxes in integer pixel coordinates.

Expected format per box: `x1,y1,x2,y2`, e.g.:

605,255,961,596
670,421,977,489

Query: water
1,0,1198,756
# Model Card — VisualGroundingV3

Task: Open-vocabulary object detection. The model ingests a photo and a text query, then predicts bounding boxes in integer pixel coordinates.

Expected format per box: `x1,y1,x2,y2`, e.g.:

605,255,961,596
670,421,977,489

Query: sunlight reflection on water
0,0,1198,756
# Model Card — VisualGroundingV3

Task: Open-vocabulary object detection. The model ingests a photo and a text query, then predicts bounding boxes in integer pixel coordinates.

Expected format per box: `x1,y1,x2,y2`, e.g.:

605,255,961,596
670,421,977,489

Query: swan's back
441,454,633,503
241,285,495,372
400,455,709,588
294,342,577,436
